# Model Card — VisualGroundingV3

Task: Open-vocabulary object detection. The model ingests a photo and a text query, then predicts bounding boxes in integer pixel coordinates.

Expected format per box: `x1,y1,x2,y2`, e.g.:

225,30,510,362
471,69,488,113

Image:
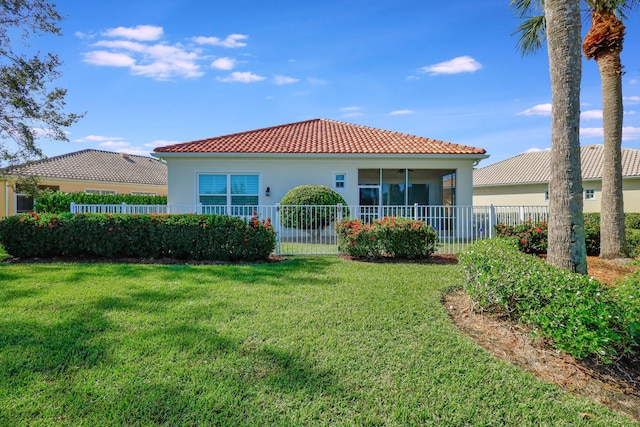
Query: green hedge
459,238,637,361
0,212,275,261
279,185,349,232
336,217,438,259
35,191,168,214
495,213,624,256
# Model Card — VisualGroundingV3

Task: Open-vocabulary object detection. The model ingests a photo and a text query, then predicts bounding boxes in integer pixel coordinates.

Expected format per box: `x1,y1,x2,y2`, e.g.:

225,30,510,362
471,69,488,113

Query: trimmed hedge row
0,212,275,261
336,217,438,259
459,238,637,361
35,191,168,214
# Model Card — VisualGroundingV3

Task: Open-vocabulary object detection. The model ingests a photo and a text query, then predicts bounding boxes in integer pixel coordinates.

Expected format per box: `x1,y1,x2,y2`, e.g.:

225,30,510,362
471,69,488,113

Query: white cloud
75,135,124,143
340,106,361,112
389,110,414,115
421,56,482,75
624,96,640,104
517,103,552,116
217,71,266,83
580,126,640,141
580,127,603,138
524,147,548,153
193,34,248,48
211,57,236,70
144,140,179,149
581,109,603,120
274,75,300,85
104,25,163,41
623,126,640,141
99,141,132,149
84,39,203,79
83,51,136,67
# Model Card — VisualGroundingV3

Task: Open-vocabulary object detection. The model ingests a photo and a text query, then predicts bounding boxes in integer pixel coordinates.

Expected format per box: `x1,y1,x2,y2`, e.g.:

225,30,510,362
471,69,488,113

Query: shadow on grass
0,309,112,386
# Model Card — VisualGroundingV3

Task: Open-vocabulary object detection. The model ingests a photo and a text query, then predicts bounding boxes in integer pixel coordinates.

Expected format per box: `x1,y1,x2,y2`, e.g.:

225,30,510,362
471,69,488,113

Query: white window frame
197,173,260,214
130,191,158,196
333,172,347,191
544,190,549,201
84,189,117,195
584,188,596,200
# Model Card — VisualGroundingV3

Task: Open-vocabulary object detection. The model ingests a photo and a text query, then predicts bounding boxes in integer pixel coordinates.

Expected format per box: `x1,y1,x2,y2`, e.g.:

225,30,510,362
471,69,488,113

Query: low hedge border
35,191,168,214
459,238,637,361
0,212,276,262
336,217,438,259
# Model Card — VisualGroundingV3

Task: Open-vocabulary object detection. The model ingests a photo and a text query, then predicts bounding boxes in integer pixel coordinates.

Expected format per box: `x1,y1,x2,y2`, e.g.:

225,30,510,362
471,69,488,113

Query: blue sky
30,0,640,166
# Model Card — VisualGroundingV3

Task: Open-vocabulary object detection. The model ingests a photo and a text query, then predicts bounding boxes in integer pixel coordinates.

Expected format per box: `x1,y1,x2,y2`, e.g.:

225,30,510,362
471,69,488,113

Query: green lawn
0,258,637,426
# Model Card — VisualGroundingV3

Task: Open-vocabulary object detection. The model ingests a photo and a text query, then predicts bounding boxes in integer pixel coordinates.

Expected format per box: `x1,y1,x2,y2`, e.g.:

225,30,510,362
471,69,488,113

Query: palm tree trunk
595,33,627,259
544,0,587,273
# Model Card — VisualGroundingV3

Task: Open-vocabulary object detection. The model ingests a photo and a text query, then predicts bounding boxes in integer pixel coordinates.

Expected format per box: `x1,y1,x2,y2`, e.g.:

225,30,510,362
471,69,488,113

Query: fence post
414,203,419,221
120,202,126,214
275,203,281,256
489,204,496,238
70,202,75,213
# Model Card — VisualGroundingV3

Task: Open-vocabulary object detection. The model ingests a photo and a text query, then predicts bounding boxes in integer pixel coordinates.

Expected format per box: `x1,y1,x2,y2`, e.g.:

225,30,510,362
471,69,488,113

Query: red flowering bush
494,220,548,254
336,217,438,259
0,212,275,261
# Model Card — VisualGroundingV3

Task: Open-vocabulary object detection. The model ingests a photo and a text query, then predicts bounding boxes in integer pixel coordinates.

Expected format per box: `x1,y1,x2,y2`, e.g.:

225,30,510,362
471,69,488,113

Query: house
152,118,488,217
473,144,640,212
1,149,168,218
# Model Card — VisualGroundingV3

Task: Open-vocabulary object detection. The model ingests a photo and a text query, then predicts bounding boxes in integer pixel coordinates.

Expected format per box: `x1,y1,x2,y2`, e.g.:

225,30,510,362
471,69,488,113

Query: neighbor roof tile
8,149,167,185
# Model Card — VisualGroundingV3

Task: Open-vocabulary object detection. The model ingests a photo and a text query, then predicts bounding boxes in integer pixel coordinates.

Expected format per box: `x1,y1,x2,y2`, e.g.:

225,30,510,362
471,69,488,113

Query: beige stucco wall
1,176,167,219
473,178,640,213
160,154,478,207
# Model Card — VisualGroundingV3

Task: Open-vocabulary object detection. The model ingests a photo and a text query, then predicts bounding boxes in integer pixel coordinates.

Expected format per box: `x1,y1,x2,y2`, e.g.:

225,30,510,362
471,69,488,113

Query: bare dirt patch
445,256,640,422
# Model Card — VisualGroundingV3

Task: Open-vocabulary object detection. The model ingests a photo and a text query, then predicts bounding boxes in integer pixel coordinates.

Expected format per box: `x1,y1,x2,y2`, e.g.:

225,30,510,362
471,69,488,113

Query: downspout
4,179,9,218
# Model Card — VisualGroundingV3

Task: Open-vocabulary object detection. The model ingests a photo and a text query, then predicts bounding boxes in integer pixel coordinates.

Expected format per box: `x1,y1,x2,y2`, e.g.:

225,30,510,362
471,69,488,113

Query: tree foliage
0,0,82,169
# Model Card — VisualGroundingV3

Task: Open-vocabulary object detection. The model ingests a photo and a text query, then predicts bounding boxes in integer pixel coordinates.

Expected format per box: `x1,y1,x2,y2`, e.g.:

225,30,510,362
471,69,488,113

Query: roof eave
152,152,489,160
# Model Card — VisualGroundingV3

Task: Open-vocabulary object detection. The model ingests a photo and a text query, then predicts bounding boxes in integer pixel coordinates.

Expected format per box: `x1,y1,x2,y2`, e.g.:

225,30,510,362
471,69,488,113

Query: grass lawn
0,258,637,426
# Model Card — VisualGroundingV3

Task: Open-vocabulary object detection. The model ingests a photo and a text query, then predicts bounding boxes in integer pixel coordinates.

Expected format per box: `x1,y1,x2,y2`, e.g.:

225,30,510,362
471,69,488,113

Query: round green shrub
279,185,348,231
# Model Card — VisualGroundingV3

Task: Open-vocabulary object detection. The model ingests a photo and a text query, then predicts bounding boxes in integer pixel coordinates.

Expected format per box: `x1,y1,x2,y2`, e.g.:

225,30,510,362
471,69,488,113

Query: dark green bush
614,271,640,347
0,212,275,261
35,191,167,214
279,185,348,233
336,217,438,259
494,220,547,254
459,238,635,361
495,216,601,256
626,213,640,230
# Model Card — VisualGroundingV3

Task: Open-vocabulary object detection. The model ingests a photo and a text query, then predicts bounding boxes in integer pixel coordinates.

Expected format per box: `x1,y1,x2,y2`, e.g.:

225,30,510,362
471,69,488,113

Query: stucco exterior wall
1,177,167,218
473,178,640,213
162,155,478,207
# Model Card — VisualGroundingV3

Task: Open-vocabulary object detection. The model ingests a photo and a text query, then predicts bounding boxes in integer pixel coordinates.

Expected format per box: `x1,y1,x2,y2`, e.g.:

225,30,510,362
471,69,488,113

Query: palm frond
510,0,545,17
513,15,547,55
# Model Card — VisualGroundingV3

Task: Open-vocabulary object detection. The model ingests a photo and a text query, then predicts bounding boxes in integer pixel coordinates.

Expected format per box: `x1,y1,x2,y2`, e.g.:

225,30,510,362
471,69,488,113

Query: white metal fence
69,203,549,255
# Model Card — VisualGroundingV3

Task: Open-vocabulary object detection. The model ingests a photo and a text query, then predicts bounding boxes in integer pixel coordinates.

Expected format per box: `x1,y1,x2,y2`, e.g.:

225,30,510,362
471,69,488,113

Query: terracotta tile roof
154,118,487,155
8,149,167,186
473,145,640,187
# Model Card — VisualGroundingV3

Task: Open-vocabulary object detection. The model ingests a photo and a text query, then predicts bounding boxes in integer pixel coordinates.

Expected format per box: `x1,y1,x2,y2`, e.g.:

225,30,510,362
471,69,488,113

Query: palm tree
513,0,587,273
512,0,637,260
583,1,637,258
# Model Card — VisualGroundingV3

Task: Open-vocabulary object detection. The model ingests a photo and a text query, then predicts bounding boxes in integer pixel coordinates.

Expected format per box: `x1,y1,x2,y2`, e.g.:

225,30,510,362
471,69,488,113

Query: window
334,173,346,190
584,189,596,200
85,189,117,195
15,185,59,214
198,174,259,207
544,190,549,201
131,191,158,196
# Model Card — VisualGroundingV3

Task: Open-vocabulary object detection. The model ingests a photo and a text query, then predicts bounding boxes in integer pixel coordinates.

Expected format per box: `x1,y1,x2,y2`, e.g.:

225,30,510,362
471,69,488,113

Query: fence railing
69,203,549,255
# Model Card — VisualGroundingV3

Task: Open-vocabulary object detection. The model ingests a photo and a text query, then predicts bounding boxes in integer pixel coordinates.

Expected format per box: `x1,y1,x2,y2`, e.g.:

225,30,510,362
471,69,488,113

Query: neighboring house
153,118,488,215
473,144,640,212
1,149,167,218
